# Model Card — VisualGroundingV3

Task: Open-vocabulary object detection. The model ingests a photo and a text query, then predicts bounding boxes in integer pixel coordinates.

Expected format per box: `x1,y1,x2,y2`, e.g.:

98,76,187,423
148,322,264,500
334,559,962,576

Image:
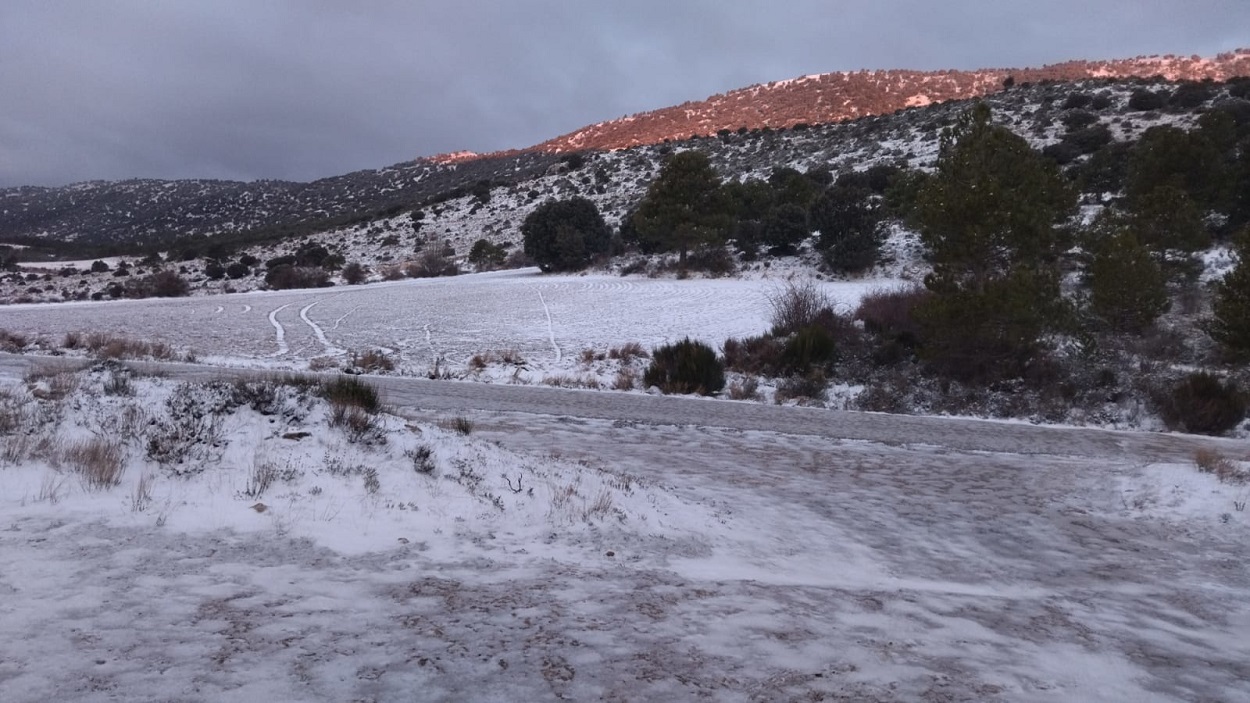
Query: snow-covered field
0,269,904,386
2,272,1250,701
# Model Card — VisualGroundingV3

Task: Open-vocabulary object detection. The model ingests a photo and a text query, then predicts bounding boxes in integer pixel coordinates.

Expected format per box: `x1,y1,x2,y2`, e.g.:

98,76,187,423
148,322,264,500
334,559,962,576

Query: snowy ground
1,359,1249,702
0,269,907,392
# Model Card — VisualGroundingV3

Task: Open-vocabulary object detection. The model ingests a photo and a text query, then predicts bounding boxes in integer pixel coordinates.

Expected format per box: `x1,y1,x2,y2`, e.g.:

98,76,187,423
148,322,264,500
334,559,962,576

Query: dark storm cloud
2,0,1246,187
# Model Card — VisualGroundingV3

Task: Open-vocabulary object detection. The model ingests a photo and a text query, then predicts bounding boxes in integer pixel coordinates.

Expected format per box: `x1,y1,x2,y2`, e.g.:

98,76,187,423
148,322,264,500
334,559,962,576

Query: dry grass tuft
608,341,648,363
63,437,126,491
1194,449,1249,484
727,376,762,401
351,349,395,373
81,332,177,360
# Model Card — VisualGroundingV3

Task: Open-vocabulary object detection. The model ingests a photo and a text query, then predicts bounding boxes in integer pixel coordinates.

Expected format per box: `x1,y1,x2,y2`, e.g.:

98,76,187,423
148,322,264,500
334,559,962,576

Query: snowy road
3,352,1244,462
2,356,1249,701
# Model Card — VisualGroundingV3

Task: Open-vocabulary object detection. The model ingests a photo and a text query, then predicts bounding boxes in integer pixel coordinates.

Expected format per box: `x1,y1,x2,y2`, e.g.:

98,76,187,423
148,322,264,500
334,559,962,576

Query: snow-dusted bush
644,338,725,396
1157,372,1245,436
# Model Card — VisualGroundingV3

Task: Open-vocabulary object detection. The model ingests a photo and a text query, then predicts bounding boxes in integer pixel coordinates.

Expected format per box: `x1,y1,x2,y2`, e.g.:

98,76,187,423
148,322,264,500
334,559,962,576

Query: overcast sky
1,1,1246,188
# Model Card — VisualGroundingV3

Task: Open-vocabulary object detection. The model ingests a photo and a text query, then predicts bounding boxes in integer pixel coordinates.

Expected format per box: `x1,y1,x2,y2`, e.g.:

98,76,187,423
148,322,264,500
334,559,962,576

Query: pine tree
1086,230,1169,334
916,102,1075,291
1210,231,1250,361
809,183,883,273
633,151,732,267
912,103,1075,382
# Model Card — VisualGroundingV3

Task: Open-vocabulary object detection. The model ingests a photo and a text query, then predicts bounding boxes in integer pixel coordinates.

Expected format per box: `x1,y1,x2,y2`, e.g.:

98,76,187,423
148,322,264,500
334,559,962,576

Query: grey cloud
1,0,1246,187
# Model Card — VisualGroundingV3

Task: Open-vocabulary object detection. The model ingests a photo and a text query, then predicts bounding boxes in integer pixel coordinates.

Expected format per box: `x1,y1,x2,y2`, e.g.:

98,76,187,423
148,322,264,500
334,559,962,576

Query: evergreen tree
1125,185,1210,253
633,151,732,267
912,103,1075,382
809,183,883,273
916,102,1075,291
1210,231,1250,361
760,203,810,255
521,197,611,272
1086,230,1169,334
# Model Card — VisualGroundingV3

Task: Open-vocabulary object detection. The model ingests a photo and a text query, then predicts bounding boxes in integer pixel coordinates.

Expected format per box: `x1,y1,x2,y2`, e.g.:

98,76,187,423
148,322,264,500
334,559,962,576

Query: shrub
468,239,507,270
405,244,460,278
318,376,380,413
1128,88,1168,111
722,334,786,376
775,371,829,404
643,338,725,395
767,280,832,336
225,262,250,279
342,261,368,285
204,261,226,280
1157,372,1246,436
350,349,394,373
265,265,330,290
781,325,837,373
330,404,383,444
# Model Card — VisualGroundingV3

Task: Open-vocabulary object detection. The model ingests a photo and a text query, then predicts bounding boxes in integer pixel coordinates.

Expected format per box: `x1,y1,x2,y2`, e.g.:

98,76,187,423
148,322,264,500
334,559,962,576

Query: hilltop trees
522,197,611,272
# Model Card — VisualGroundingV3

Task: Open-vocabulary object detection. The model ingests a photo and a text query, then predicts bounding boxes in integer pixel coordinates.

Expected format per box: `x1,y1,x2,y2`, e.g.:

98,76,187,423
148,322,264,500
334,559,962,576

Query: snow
0,269,907,389
1,365,1248,701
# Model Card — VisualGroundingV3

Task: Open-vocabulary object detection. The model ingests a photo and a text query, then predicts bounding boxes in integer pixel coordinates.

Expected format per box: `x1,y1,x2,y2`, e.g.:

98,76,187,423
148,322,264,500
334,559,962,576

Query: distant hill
3,49,1248,252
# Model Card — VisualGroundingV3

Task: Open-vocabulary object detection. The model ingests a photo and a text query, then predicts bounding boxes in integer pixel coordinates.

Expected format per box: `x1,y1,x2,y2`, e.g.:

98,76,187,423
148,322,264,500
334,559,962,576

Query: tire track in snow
242,305,252,313
536,289,561,362
299,301,342,355
214,305,224,314
331,306,361,330
267,303,292,357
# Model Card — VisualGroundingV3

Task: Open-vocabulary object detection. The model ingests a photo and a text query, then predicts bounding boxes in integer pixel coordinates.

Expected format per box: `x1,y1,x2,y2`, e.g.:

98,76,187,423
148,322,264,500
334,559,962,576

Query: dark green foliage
1064,124,1113,154
916,269,1061,383
768,167,822,208
521,197,611,272
1210,233,1250,361
633,151,733,266
1086,230,1169,333
1158,372,1245,436
142,270,190,298
1074,141,1132,194
90,260,110,273
1128,88,1168,111
1169,81,1214,109
917,103,1075,290
1061,110,1099,131
225,262,250,279
781,325,837,373
319,376,381,413
1127,125,1226,209
265,265,330,290
1125,185,1210,253
204,261,226,280
810,184,883,273
643,338,725,396
1061,92,1093,110
760,203,809,254
468,238,507,270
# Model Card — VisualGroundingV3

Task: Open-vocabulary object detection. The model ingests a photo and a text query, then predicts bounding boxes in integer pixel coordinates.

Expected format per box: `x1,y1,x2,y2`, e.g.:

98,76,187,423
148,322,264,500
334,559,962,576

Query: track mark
332,306,361,330
537,289,562,362
214,305,224,314
267,303,291,357
242,305,253,313
299,301,341,355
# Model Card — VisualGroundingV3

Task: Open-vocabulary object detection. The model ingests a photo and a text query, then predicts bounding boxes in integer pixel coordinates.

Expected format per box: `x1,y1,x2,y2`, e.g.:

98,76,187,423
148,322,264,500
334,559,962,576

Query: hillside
2,49,1248,251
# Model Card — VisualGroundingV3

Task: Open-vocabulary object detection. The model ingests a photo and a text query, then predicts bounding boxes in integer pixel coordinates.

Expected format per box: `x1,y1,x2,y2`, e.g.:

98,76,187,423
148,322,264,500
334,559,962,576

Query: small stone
251,503,267,513
605,550,615,557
